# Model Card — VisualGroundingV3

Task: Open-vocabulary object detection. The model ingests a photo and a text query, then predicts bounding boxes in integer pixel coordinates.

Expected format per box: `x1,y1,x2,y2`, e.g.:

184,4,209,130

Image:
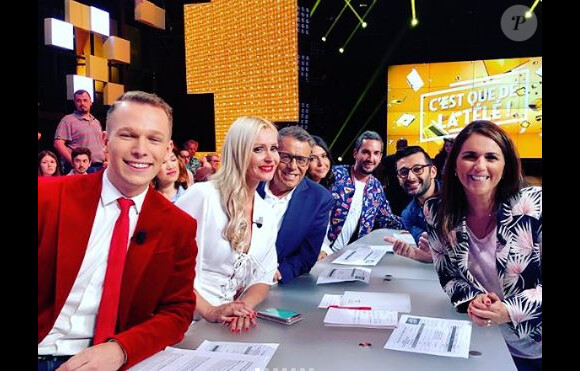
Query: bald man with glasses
257,126,332,284
383,145,440,263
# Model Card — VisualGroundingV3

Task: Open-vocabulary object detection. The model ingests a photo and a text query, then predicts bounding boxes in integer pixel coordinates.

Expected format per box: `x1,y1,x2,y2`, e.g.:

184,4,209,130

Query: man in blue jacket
258,126,333,284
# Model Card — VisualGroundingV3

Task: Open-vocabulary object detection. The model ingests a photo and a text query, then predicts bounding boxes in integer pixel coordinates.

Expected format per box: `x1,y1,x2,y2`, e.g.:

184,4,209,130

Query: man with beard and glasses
54,90,106,174
383,146,439,263
318,131,403,260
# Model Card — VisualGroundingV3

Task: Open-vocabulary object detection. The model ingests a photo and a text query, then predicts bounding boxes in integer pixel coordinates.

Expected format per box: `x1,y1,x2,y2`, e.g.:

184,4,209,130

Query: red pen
328,305,372,310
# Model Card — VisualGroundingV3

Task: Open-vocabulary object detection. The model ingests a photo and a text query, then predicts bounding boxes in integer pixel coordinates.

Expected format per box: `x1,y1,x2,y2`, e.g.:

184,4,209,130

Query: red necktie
93,197,134,344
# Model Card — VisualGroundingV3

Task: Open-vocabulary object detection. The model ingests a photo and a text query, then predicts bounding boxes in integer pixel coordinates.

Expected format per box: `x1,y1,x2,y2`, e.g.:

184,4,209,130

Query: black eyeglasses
279,151,309,167
396,164,431,178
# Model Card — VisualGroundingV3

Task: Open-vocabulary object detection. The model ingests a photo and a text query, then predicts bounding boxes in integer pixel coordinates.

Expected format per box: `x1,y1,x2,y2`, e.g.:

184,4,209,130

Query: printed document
384,315,472,358
341,291,411,313
332,246,389,266
128,342,279,371
324,307,398,329
318,294,343,308
317,267,371,284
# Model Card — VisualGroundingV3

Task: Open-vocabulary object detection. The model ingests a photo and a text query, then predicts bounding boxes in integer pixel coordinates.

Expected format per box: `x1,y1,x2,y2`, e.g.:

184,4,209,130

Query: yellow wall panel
65,0,90,31
104,36,131,64
86,55,109,82
184,0,298,153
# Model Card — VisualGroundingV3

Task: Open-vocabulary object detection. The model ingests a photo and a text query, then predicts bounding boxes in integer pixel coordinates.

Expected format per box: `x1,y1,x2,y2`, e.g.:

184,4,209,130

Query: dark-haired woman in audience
176,116,279,334
152,147,189,203
38,150,61,177
421,120,541,370
307,135,335,189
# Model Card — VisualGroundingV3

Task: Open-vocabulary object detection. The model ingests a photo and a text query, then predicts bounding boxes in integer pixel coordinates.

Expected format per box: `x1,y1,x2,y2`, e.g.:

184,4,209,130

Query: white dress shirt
38,170,147,355
321,178,365,254
262,181,296,233
176,181,278,306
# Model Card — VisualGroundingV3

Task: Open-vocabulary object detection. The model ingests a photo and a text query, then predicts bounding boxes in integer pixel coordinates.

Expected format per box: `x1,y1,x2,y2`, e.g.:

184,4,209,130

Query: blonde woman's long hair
212,116,277,252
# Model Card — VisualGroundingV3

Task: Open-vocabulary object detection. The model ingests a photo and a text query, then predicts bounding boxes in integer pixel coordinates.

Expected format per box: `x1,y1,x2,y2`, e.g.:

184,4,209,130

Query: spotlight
362,22,367,28
411,18,418,27
321,36,326,42
525,11,532,18
338,47,344,53
337,156,343,162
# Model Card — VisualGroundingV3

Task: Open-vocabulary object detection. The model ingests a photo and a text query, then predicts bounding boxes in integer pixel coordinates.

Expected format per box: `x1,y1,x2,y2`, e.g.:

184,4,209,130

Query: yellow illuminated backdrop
184,0,299,153
386,57,542,158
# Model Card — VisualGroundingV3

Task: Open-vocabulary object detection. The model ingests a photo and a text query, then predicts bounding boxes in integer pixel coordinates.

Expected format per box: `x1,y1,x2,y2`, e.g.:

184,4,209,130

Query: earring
454,171,457,177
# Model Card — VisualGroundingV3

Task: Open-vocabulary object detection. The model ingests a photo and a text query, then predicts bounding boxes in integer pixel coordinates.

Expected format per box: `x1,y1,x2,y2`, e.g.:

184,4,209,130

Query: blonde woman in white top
176,116,280,334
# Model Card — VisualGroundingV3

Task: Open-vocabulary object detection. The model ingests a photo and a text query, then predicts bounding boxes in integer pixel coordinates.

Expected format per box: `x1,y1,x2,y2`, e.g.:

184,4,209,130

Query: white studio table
177,229,516,371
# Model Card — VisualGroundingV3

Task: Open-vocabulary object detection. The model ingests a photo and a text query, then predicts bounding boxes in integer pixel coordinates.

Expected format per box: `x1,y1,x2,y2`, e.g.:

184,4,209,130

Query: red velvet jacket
38,172,197,369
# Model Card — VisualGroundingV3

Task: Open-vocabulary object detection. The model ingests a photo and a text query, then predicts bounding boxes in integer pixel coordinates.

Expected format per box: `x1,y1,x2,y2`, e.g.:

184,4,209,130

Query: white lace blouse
176,181,278,306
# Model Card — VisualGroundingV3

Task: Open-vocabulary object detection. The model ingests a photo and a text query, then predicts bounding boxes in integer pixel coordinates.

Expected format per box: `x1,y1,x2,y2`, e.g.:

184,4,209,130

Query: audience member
319,131,403,260
53,89,106,174
38,150,62,177
67,147,92,176
177,149,195,186
257,127,333,284
194,153,220,182
383,146,438,263
433,137,454,180
422,120,541,370
152,147,189,203
39,91,198,370
183,139,201,176
307,135,335,189
176,116,279,334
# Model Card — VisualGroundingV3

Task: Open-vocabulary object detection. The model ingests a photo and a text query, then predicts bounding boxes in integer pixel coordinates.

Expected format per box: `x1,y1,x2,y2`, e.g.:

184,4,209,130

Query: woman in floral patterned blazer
422,120,541,371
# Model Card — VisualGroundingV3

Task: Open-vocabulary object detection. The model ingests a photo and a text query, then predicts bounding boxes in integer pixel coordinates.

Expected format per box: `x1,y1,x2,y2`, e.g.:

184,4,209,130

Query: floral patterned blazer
424,186,542,344
326,165,403,246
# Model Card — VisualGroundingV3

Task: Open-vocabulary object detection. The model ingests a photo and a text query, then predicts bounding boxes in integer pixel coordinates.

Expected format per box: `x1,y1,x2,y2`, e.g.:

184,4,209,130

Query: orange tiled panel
135,0,166,30
65,0,90,31
184,0,299,154
104,82,125,106
104,36,131,64
86,55,109,82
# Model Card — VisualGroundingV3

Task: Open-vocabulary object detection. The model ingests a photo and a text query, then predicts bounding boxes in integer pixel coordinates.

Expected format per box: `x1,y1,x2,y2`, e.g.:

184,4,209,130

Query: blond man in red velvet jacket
38,91,197,370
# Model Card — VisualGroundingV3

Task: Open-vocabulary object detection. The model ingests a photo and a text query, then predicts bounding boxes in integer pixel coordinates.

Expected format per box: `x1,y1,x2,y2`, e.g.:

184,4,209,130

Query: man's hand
56,341,125,371
273,270,282,282
384,236,432,263
318,251,328,261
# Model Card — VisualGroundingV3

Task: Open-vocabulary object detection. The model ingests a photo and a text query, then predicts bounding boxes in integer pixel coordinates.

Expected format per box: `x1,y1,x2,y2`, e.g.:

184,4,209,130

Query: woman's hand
208,300,255,323
467,292,510,327
223,313,258,334
318,251,328,261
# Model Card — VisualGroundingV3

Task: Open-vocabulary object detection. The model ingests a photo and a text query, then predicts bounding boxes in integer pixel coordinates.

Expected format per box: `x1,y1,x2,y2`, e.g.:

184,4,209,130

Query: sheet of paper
324,307,398,329
318,294,343,308
392,232,416,245
128,344,279,371
384,315,472,358
341,291,411,313
197,340,279,358
369,243,393,253
332,246,389,266
406,68,424,91
316,267,371,285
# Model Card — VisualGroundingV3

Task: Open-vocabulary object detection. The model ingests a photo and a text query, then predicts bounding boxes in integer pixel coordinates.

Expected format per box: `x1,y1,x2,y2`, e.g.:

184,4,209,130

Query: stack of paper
323,307,398,329
316,267,371,284
128,342,279,370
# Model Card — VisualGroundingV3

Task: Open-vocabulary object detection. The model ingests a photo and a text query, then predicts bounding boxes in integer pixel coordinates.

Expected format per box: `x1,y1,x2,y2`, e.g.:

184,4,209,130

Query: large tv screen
386,57,542,158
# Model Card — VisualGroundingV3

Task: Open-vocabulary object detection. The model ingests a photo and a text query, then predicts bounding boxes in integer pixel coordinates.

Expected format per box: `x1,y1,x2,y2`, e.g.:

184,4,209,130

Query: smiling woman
176,116,280,335
423,120,542,370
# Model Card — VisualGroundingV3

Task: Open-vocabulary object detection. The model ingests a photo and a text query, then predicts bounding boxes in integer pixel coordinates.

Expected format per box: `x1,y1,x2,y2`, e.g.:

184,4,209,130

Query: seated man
67,147,92,175
258,126,332,284
39,91,197,370
319,131,403,260
384,146,439,263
